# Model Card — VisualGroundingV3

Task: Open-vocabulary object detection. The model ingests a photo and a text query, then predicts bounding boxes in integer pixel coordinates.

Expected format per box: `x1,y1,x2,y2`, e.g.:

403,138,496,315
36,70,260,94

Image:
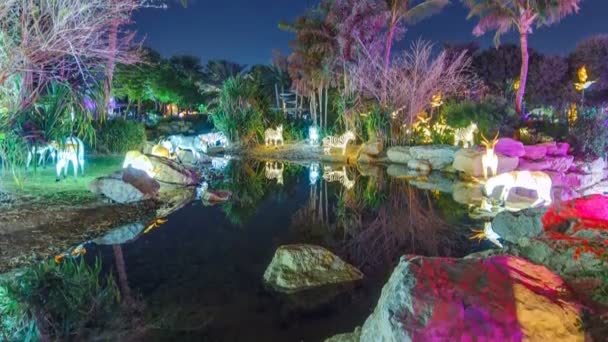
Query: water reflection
3,160,483,341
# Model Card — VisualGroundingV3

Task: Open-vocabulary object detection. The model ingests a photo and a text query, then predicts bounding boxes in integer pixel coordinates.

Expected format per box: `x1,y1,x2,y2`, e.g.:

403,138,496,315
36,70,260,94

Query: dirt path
0,198,158,273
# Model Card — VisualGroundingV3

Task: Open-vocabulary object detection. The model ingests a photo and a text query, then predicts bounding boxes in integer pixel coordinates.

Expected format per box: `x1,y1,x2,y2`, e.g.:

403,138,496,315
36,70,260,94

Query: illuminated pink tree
463,0,581,115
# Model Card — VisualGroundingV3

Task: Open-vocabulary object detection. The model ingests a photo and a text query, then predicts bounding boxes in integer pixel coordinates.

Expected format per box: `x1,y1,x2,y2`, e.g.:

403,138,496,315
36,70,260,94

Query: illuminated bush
569,107,608,161
95,119,147,154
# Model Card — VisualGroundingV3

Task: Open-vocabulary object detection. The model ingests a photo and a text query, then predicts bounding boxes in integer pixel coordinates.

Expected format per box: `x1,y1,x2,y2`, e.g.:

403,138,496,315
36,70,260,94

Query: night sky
134,0,608,66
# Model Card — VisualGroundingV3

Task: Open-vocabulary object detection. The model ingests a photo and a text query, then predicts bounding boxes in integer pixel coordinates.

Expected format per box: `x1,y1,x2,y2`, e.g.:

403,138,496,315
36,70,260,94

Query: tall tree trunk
106,14,119,113
516,32,529,115
324,87,329,131
113,245,133,306
384,21,397,72
318,85,324,130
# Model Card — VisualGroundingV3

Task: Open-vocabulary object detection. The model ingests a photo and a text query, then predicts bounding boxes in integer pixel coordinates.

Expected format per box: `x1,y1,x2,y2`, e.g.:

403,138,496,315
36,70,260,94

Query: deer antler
480,131,500,148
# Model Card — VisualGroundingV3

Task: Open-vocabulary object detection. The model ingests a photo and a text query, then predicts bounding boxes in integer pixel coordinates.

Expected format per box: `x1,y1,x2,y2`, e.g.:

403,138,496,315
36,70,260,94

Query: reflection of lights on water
265,161,284,185
309,163,320,185
196,182,209,199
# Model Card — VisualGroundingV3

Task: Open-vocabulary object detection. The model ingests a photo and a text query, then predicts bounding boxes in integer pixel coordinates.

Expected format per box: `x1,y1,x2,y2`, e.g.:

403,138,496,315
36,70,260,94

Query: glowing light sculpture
26,141,57,170
211,156,230,170
55,137,85,181
163,135,206,159
265,125,284,146
309,163,320,185
123,151,156,178
265,161,284,185
322,131,355,155
309,126,319,145
453,122,478,148
480,131,499,180
484,171,552,208
199,132,229,150
151,144,174,159
322,166,355,190
470,222,503,248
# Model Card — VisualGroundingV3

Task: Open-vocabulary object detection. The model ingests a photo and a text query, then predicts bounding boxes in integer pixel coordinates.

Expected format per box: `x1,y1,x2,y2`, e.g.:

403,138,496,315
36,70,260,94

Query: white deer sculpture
484,171,553,208
162,135,206,159
309,126,320,145
454,122,478,148
265,125,284,146
322,166,355,190
480,131,499,180
199,132,229,149
322,131,355,155
55,137,85,181
265,161,284,185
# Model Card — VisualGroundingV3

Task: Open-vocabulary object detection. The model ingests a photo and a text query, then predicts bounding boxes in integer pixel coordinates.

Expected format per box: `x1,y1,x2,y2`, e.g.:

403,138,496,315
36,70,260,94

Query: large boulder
92,222,145,245
495,138,525,157
387,145,457,170
518,155,574,173
570,158,607,175
358,255,586,342
263,244,363,294
122,166,160,197
523,145,547,160
539,142,570,157
452,148,519,177
147,154,199,186
360,140,383,157
492,208,545,244
89,177,149,204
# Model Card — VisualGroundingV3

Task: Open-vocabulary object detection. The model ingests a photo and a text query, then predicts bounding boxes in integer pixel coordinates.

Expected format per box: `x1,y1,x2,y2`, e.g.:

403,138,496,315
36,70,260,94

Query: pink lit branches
0,0,165,112
347,40,475,141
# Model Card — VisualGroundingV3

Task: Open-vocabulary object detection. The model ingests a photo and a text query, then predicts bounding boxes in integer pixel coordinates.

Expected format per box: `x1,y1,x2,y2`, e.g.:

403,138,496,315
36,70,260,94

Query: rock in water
492,208,545,244
358,255,586,342
92,222,145,245
263,244,363,293
122,166,160,198
147,154,199,186
89,177,148,204
387,145,458,170
452,148,519,177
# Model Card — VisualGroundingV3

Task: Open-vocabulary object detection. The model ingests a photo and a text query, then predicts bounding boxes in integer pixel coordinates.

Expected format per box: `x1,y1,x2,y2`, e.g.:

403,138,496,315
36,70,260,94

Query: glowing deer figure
480,131,499,180
309,126,320,145
265,161,284,185
454,122,478,148
322,166,355,190
484,171,552,208
265,125,284,146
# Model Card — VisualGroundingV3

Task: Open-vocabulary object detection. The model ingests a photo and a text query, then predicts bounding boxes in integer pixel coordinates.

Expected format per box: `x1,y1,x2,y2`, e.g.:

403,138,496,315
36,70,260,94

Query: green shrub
441,96,518,138
569,107,608,161
95,119,146,154
0,258,120,341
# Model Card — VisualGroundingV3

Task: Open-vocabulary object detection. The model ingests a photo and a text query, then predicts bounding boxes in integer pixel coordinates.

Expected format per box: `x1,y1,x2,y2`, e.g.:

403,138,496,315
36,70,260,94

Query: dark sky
134,0,608,66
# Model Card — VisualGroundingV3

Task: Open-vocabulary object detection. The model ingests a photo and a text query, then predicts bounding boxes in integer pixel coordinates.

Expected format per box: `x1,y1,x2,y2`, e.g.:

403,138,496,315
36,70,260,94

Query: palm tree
382,0,450,71
198,60,247,109
463,0,581,115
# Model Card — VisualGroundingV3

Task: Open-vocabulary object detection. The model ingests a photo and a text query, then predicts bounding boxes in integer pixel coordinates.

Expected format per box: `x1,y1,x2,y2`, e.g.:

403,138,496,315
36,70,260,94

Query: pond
60,160,489,341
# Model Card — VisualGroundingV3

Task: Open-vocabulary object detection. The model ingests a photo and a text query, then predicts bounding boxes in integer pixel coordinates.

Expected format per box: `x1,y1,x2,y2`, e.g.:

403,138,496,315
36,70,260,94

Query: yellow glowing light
578,66,588,84
513,79,520,91
574,66,596,91
145,218,168,234
567,103,578,126
431,93,443,108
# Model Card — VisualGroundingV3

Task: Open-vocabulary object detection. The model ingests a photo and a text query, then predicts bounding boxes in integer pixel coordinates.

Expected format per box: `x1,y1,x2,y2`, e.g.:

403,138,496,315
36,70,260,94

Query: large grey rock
325,327,361,342
360,141,383,157
147,154,200,186
263,244,363,294
491,208,545,244
92,222,145,245
387,145,457,170
89,177,148,204
122,166,160,197
357,255,585,342
452,148,519,176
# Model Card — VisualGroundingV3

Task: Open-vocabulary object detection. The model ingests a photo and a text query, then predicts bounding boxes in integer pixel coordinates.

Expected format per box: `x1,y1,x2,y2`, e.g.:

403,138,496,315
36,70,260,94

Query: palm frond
405,0,451,25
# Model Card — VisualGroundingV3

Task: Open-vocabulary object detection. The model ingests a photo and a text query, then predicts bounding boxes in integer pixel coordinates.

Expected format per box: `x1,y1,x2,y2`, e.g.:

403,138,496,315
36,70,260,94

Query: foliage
219,161,267,226
95,119,146,154
463,0,581,114
210,76,266,145
197,60,247,110
568,34,608,106
441,96,518,138
568,107,608,161
0,258,120,341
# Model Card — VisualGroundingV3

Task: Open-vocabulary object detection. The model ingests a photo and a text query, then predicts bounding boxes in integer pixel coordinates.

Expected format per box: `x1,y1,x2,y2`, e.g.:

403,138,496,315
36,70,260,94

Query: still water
89,160,481,341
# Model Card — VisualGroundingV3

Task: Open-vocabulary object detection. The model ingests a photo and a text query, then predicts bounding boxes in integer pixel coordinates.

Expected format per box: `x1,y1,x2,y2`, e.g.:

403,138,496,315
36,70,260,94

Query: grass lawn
1,155,124,205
